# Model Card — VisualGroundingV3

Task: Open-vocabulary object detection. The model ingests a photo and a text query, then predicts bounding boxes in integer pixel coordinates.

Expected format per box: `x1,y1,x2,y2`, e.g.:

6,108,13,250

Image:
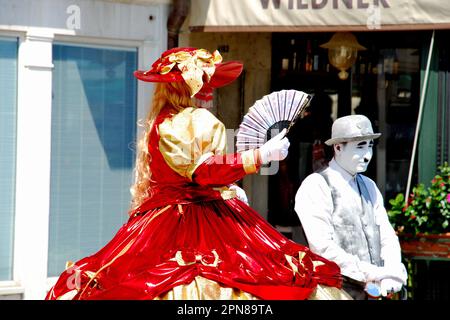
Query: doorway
268,31,426,238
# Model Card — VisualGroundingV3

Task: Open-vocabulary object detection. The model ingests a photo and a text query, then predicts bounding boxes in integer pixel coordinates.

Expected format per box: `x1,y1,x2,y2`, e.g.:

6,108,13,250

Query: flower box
399,233,450,259
388,162,450,237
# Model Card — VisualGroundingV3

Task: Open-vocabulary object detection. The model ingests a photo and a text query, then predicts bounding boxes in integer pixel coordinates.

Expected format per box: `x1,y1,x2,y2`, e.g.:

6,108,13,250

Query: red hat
134,47,243,101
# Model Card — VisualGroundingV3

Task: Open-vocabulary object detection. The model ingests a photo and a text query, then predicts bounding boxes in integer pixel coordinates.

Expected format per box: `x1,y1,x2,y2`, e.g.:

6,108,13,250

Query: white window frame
1,33,163,300
1,0,169,300
45,35,147,291
0,30,25,298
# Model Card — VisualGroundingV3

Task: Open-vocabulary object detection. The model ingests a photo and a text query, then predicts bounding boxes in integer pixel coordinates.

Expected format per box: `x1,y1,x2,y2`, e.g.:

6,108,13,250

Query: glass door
270,31,425,237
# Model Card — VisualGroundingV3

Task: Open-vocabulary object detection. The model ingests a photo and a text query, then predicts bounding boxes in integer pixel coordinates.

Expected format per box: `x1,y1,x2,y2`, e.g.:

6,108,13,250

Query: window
0,37,18,281
48,43,137,276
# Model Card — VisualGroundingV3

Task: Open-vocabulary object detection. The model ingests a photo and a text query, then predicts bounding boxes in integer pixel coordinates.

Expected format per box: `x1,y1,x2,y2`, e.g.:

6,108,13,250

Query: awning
189,0,450,32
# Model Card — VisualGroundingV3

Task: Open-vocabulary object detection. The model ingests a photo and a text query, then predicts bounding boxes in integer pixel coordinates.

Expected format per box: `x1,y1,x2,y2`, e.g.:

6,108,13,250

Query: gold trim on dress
158,107,227,180
312,260,326,271
65,261,74,270
155,276,258,300
213,186,237,200
171,249,221,268
285,254,299,276
76,205,172,299
241,149,258,174
186,152,214,180
56,289,79,300
309,284,353,300
284,252,307,279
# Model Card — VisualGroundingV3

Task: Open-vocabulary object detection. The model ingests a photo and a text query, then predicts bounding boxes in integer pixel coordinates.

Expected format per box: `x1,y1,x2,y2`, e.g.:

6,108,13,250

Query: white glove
380,278,404,297
365,263,407,284
258,128,290,165
228,184,248,204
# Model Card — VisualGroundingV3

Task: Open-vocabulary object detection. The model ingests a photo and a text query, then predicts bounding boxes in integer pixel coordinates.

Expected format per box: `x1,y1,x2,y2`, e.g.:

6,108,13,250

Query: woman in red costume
46,47,350,300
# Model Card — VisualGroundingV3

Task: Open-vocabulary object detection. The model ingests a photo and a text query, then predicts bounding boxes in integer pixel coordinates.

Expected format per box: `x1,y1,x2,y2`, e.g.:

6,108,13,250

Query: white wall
0,0,169,300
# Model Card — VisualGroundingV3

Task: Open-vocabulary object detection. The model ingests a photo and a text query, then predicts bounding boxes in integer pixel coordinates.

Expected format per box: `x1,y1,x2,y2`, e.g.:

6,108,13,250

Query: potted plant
387,162,450,258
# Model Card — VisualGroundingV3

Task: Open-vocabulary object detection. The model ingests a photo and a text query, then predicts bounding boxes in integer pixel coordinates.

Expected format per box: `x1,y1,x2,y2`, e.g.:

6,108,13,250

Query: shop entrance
268,31,426,240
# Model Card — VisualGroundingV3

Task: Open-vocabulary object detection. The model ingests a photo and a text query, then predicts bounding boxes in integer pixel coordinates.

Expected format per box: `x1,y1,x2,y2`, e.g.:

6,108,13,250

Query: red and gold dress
46,106,350,300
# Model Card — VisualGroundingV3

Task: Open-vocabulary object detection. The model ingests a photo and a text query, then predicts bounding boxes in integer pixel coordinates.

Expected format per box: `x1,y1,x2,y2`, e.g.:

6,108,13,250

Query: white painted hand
228,185,248,204
258,128,290,164
380,278,403,297
365,264,407,284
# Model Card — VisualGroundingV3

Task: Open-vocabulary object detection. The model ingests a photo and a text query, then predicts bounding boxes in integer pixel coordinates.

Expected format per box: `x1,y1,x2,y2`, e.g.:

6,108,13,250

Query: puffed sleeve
158,107,260,186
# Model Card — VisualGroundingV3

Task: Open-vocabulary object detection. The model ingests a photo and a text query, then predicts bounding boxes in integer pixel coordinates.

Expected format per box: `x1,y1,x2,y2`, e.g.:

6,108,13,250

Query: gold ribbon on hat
160,49,223,97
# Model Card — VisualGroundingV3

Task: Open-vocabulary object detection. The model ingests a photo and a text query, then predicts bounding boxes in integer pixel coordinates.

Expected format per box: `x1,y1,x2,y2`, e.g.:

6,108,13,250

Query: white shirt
294,158,404,282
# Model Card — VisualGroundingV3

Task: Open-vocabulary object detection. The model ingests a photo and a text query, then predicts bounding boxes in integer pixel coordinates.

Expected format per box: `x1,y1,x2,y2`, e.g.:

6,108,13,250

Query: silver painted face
335,140,374,175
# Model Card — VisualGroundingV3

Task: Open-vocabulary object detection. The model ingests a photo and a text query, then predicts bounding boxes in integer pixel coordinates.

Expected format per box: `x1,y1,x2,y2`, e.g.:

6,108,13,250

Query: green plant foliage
388,162,450,235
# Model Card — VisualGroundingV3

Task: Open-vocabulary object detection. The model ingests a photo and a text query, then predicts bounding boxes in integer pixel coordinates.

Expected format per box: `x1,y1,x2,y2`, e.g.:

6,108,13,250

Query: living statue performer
295,115,407,300
46,47,350,300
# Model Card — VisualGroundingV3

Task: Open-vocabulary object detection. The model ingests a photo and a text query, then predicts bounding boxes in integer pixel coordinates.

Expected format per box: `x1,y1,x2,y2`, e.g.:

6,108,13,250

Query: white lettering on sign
66,4,81,30
260,0,390,9
367,4,381,29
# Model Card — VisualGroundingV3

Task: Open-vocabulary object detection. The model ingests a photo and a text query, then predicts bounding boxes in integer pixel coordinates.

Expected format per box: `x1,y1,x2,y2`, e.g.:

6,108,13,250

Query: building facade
181,0,450,237
0,0,170,300
182,0,450,299
1,0,449,300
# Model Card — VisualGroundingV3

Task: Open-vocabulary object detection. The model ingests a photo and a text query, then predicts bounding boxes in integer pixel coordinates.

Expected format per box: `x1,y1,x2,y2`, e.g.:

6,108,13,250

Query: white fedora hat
325,115,381,146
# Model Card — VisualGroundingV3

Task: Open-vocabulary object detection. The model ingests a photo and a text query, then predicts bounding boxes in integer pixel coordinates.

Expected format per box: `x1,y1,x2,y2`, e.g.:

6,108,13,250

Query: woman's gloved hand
228,184,248,205
257,128,290,165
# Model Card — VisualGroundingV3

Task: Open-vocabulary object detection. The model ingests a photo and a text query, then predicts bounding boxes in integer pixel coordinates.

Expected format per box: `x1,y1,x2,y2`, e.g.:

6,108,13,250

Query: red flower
407,195,414,204
447,193,450,203
410,215,416,220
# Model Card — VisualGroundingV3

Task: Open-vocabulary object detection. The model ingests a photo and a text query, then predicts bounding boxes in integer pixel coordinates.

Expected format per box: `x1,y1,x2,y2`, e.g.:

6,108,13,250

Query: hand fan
236,89,312,152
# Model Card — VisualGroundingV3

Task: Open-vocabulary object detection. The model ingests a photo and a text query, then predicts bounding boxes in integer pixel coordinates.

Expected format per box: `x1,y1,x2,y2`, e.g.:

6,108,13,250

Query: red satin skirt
45,199,343,300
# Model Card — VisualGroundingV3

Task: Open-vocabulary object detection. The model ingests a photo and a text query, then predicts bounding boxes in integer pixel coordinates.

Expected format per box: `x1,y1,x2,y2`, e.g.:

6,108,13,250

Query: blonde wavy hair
129,81,195,213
